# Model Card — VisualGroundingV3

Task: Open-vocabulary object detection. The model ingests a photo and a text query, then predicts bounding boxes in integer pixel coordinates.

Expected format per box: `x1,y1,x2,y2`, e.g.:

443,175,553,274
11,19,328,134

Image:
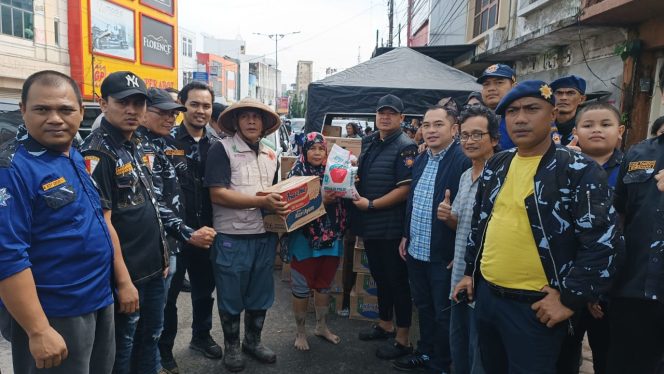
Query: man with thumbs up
396,105,470,373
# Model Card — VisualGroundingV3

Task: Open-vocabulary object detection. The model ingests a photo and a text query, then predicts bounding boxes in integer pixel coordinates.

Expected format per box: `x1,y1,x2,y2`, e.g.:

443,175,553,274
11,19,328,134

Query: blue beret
495,80,556,116
477,64,516,84
550,75,587,95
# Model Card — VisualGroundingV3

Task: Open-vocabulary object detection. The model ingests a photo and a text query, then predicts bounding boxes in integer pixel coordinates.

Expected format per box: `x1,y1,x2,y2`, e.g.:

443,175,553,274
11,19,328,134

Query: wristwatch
368,200,375,210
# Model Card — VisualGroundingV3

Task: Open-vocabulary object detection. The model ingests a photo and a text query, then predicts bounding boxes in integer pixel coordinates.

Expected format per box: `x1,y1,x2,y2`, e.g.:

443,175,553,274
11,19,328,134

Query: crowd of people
0,63,663,374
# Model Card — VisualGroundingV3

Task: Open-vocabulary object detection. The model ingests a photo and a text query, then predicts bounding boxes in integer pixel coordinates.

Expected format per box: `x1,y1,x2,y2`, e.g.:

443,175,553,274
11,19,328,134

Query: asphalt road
0,269,596,373
0,270,405,374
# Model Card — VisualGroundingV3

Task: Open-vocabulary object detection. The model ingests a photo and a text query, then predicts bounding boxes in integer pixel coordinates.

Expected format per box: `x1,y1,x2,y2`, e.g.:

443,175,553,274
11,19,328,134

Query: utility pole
398,22,401,46
254,31,300,111
388,0,394,47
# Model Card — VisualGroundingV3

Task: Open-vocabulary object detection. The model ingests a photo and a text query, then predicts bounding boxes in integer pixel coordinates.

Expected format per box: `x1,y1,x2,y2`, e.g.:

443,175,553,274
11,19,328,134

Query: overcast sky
178,0,410,85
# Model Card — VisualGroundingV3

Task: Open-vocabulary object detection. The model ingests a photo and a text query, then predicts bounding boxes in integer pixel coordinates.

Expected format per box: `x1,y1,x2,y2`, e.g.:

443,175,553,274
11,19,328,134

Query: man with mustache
453,80,621,374
0,70,117,373
80,71,170,374
551,75,587,146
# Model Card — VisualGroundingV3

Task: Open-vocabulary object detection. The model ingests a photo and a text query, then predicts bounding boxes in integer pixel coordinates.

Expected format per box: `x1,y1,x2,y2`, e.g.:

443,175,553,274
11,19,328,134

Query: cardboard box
325,137,362,157
352,247,371,274
322,125,342,137
280,156,297,180
349,288,379,321
354,273,377,296
329,268,344,294
258,176,326,233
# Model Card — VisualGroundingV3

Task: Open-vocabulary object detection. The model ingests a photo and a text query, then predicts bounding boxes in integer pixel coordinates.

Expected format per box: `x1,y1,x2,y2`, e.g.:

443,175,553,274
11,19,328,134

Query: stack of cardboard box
350,237,380,321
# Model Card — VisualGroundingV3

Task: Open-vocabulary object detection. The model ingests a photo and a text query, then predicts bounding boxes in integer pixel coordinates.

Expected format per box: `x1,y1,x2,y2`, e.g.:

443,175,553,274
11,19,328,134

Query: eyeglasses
147,108,179,118
459,132,490,142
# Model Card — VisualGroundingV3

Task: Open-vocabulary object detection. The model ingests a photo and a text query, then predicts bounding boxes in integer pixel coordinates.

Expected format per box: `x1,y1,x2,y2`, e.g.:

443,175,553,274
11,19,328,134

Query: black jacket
465,143,623,310
404,142,471,263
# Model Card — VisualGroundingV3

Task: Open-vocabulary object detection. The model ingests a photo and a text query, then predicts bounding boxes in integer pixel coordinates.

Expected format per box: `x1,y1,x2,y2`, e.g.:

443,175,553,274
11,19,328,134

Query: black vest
356,131,416,239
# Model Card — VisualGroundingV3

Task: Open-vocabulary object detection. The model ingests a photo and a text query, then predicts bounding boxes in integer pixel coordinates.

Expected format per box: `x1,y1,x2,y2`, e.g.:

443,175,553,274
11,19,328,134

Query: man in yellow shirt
453,80,621,374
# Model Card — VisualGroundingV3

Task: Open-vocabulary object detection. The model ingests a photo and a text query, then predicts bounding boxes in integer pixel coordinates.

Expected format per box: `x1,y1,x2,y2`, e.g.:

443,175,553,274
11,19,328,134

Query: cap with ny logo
100,71,148,100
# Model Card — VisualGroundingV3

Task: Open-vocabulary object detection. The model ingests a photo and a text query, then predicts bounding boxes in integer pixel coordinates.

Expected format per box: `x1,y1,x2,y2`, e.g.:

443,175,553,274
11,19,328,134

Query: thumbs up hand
437,189,453,222
566,135,582,152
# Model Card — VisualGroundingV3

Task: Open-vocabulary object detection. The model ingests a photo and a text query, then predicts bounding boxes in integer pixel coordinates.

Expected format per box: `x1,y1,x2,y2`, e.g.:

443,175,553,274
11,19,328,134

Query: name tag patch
165,149,185,156
115,163,134,175
42,177,66,191
628,160,656,172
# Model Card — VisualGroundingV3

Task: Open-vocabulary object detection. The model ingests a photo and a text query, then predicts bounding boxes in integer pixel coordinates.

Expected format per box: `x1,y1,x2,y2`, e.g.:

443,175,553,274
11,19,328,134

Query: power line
243,5,377,64
428,0,466,39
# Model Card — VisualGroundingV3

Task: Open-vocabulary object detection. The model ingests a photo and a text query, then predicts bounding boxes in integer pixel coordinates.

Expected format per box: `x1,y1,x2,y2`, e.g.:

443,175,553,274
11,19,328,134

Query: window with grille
473,0,498,37
0,0,34,40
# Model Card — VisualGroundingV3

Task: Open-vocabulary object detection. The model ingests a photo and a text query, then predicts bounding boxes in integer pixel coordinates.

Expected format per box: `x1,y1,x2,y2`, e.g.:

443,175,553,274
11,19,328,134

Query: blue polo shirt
0,129,114,317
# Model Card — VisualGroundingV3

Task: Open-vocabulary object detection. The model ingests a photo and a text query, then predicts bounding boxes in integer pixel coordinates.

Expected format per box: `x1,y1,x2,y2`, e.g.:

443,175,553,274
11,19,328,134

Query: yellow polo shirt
480,154,548,291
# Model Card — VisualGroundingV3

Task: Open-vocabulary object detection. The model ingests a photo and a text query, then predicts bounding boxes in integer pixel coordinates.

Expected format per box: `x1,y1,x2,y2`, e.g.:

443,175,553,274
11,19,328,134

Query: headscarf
288,132,347,249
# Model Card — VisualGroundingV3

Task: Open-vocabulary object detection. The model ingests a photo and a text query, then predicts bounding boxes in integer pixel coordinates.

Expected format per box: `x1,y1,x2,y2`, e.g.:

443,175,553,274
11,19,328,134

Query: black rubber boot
241,310,277,364
220,311,245,372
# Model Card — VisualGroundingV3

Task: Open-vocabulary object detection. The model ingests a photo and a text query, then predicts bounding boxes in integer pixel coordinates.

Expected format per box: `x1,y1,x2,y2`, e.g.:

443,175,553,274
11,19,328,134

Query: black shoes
160,349,180,374
376,340,414,360
181,277,192,293
358,324,397,341
392,352,431,371
189,334,223,359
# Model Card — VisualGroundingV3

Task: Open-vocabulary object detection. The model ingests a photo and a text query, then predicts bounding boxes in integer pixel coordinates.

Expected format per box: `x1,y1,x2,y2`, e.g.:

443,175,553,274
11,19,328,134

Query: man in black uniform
158,81,222,368
80,71,168,374
607,76,664,374
354,94,418,360
550,75,587,146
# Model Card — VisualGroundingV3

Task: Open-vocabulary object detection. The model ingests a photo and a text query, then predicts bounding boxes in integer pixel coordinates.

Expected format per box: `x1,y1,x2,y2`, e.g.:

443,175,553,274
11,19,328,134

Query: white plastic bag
322,144,359,199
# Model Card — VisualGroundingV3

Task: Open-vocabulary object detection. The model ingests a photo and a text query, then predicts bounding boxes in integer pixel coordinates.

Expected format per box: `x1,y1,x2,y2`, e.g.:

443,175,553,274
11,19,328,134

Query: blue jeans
406,255,451,372
450,303,484,374
211,233,277,315
114,275,166,374
475,280,566,374
164,255,177,292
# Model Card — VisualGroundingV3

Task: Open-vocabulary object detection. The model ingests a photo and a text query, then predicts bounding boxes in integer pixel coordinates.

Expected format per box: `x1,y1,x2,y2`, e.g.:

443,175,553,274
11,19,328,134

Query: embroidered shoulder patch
628,160,656,172
401,149,417,168
42,177,66,191
84,155,100,175
142,153,155,171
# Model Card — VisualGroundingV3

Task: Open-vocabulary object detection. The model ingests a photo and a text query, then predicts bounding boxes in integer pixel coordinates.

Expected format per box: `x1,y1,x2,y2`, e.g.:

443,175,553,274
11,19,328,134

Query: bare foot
314,326,341,344
294,332,310,351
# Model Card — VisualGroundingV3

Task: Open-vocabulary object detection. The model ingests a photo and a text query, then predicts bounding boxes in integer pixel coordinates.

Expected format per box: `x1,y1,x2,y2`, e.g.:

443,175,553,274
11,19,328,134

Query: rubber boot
220,311,245,372
242,310,277,363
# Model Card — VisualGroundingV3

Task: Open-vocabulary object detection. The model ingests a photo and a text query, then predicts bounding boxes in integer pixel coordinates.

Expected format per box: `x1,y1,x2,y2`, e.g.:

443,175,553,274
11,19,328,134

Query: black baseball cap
376,94,404,113
147,88,186,111
211,102,227,123
100,71,148,100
